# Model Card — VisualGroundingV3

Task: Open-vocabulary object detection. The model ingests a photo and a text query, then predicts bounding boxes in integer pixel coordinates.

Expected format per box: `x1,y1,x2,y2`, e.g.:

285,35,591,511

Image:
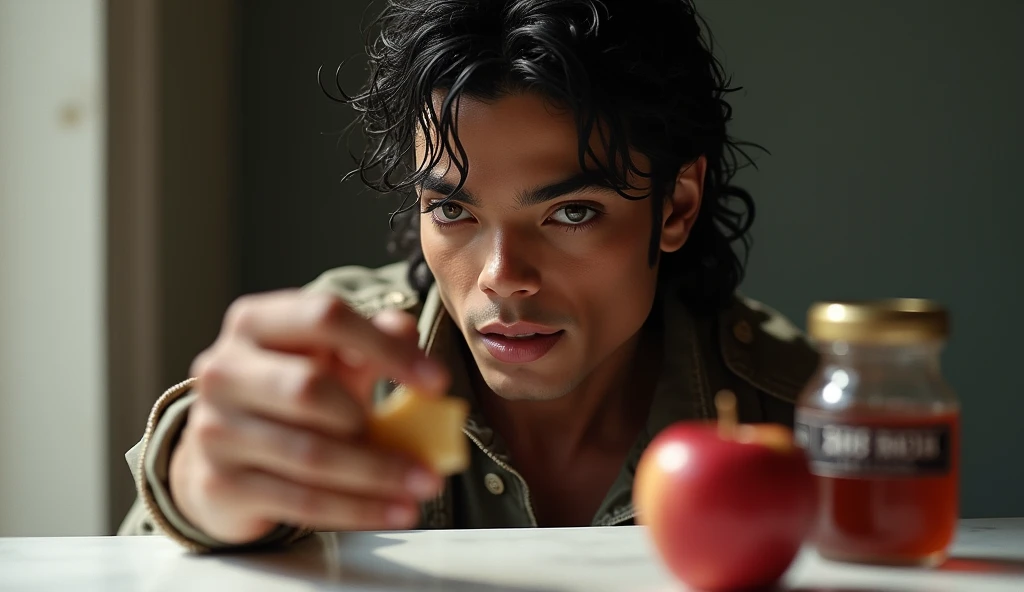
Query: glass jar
794,299,959,567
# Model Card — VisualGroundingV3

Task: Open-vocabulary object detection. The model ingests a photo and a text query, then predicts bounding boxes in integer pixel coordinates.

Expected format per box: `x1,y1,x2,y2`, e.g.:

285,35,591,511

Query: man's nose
476,231,541,298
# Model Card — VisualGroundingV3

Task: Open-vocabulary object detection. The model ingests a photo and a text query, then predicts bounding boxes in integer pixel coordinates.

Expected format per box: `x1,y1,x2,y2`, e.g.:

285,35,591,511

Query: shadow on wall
235,0,1024,519
699,0,1024,519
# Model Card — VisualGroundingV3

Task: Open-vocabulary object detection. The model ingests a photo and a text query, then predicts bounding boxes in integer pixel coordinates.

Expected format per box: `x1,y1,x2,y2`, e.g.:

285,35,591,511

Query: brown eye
563,205,588,223
552,204,597,225
441,203,464,220
430,201,471,225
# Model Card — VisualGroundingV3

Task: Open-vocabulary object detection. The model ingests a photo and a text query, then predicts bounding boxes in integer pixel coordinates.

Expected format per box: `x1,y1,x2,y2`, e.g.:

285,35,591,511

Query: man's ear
660,156,706,253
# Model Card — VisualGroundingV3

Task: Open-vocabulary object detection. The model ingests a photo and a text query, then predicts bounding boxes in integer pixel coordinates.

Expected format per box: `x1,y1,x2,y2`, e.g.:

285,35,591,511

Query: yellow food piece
367,387,471,475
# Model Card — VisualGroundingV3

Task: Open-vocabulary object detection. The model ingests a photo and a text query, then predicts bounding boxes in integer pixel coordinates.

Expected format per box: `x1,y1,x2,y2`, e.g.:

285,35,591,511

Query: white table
2,519,1023,591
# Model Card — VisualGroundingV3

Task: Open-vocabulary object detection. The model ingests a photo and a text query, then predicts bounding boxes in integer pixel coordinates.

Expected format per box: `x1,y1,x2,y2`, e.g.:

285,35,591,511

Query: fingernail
406,469,440,499
414,360,446,390
387,505,417,528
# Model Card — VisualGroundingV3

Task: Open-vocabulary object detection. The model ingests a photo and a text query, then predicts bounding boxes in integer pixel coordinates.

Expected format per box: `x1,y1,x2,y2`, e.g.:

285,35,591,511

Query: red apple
634,392,817,591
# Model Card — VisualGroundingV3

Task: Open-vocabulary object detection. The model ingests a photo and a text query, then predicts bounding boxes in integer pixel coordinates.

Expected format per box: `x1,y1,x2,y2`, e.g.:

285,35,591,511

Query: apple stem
715,389,738,436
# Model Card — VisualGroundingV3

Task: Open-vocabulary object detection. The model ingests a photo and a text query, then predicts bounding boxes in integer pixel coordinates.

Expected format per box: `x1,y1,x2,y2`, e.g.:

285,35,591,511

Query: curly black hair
324,0,761,312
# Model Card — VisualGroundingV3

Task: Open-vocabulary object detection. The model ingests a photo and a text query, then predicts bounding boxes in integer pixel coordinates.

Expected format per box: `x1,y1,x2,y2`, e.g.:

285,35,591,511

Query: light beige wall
0,0,107,535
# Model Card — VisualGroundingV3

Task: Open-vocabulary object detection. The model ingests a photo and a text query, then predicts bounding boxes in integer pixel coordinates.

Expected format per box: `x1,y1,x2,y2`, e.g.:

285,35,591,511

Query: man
118,0,818,552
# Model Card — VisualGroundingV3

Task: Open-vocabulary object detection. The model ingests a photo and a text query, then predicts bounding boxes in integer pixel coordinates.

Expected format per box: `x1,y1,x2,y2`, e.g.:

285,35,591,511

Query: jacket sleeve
118,378,313,552
116,262,419,552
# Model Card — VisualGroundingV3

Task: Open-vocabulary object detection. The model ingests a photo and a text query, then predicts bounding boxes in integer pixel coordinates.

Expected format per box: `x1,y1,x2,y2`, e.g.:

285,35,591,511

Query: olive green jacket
117,261,819,552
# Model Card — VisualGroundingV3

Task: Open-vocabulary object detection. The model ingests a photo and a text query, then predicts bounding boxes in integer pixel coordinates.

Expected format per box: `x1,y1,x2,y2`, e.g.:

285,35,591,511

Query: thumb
370,309,448,397
330,310,430,408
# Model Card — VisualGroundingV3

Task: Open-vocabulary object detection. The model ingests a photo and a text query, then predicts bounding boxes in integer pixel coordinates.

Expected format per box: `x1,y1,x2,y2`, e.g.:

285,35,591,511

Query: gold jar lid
807,299,949,344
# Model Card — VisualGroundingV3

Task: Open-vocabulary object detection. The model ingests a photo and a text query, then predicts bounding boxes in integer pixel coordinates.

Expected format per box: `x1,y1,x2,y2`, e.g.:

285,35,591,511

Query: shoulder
302,261,421,318
715,293,820,405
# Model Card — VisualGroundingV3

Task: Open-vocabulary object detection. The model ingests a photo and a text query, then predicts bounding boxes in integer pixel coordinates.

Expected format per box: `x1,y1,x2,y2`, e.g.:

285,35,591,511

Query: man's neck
473,319,662,466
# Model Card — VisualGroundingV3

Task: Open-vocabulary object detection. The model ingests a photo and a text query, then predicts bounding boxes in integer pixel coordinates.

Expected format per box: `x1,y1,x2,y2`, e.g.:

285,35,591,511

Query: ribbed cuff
132,377,311,553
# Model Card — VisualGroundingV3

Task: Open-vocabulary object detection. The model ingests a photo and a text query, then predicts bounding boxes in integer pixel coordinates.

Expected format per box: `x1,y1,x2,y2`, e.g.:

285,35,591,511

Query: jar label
794,412,954,477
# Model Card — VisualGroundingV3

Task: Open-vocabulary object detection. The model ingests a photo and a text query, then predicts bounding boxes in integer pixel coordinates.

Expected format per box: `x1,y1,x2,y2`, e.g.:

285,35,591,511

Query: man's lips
476,321,560,337
475,322,564,364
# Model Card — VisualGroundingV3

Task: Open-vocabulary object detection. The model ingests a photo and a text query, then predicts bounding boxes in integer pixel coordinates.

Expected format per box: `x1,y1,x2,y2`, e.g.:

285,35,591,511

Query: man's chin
475,362,574,402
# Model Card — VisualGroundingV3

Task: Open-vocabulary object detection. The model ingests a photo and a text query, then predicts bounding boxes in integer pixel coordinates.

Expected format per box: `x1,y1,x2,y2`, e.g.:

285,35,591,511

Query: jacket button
383,291,408,307
484,473,505,495
733,320,754,345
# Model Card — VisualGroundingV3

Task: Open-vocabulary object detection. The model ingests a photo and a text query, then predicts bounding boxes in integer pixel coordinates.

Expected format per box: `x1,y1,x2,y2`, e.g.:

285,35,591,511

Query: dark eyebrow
516,173,618,207
417,171,617,209
418,175,479,206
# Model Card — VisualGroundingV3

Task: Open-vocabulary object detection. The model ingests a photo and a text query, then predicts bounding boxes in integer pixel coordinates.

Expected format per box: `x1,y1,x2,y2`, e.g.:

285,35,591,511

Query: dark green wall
238,0,1024,518
238,0,400,294
697,0,1024,519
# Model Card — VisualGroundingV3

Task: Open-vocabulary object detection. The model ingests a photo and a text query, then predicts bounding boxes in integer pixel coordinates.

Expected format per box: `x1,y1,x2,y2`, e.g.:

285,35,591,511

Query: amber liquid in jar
796,298,959,566
801,409,959,566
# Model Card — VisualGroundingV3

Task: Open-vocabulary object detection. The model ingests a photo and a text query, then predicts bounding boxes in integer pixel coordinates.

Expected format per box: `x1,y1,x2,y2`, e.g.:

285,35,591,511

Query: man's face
416,93,665,401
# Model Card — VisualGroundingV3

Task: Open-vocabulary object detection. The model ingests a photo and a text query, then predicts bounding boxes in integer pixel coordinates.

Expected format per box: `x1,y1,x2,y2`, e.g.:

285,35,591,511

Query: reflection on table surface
1,519,1022,592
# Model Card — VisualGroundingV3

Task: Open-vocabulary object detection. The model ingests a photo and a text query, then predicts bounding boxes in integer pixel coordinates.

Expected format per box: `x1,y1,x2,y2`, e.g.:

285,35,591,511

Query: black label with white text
794,412,953,477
